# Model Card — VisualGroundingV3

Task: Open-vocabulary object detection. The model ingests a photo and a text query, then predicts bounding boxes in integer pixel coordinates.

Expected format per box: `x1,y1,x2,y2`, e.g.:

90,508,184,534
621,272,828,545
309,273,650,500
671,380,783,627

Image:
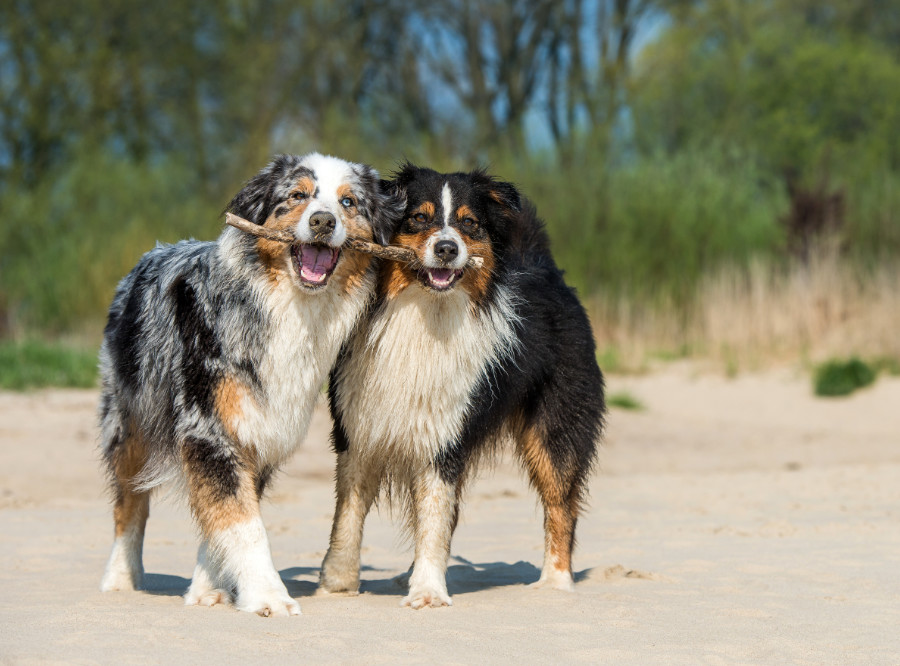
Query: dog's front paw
235,583,301,617
531,568,575,592
401,586,453,610
184,584,231,607
100,561,142,592
318,562,360,595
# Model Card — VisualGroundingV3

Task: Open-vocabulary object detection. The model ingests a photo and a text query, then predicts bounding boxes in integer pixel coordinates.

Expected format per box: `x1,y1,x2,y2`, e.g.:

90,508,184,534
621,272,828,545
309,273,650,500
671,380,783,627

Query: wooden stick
224,212,484,269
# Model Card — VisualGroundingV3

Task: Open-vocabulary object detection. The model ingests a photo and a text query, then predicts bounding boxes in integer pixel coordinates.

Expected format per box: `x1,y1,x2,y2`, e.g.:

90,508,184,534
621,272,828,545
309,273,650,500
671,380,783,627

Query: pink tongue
300,246,336,281
429,268,454,282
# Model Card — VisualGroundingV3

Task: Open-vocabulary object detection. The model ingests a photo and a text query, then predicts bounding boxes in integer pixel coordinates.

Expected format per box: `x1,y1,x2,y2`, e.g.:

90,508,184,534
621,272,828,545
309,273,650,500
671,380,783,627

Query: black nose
434,240,459,263
309,212,336,236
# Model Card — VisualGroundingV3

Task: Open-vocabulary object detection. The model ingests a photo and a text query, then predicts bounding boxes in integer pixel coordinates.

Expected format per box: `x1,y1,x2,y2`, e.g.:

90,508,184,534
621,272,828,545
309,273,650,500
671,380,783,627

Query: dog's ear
374,179,407,245
226,155,293,224
353,164,406,245
391,160,420,191
472,168,521,215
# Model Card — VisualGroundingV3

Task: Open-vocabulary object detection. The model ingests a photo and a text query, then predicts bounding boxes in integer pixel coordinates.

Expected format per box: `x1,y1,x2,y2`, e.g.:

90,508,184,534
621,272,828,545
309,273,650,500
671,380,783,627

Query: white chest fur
234,275,372,465
335,285,519,464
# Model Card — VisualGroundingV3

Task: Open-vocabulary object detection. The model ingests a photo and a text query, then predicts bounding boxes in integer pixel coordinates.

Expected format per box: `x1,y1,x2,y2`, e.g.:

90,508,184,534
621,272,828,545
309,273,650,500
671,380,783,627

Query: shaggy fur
98,152,401,617
320,164,605,608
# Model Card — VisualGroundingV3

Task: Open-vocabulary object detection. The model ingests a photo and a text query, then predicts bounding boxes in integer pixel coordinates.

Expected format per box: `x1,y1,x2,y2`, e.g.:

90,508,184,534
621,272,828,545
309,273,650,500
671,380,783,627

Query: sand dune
1,366,898,664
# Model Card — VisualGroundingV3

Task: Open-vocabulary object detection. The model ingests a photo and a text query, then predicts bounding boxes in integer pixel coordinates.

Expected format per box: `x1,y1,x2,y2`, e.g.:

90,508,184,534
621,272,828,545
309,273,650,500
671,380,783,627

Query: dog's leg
100,436,150,592
516,423,584,592
319,451,382,594
402,465,457,609
183,440,300,617
184,540,230,607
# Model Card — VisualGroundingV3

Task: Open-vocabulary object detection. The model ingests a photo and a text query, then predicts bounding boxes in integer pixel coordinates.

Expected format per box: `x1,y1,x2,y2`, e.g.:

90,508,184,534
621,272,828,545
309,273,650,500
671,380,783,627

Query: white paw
531,568,575,592
401,586,453,610
184,585,231,607
100,564,142,592
235,583,301,617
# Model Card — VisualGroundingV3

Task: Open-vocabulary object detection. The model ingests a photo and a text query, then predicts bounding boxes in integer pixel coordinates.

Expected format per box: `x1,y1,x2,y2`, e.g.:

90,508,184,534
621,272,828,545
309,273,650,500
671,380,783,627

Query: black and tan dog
99,153,400,616
320,164,605,608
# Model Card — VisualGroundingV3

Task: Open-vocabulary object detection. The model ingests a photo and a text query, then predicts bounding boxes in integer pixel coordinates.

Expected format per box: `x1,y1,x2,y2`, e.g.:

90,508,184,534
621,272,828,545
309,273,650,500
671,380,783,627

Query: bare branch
224,213,484,269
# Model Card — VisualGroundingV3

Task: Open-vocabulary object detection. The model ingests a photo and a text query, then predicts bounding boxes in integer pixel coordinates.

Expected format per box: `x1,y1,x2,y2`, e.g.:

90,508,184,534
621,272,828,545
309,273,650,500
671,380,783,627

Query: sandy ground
1,365,898,664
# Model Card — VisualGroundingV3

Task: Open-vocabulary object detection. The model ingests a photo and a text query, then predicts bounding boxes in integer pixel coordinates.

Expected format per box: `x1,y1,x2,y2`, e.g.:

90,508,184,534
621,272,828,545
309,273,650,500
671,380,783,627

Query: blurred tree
0,0,434,191
632,0,900,177
419,0,559,156
545,0,655,159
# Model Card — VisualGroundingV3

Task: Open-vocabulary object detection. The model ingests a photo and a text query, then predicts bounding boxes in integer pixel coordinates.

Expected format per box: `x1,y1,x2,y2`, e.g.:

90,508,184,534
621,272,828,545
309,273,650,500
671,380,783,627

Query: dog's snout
309,212,336,236
434,240,459,263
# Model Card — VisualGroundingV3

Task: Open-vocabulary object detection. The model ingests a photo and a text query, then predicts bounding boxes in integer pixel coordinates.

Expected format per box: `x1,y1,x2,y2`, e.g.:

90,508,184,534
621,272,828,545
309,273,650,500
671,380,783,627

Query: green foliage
631,1,900,260
0,340,98,390
596,347,623,374
2,0,900,343
813,358,877,397
870,357,900,377
505,145,786,303
0,148,220,332
607,392,644,411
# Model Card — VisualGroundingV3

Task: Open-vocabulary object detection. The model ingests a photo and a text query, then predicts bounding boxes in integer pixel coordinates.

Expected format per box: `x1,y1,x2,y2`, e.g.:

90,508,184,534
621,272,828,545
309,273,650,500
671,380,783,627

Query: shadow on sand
141,557,584,599
356,556,553,597
142,573,191,597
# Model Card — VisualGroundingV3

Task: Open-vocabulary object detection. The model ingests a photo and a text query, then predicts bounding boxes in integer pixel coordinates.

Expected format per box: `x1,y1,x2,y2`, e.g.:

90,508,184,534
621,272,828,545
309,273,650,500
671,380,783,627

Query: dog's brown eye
413,213,427,224
462,217,478,229
291,191,308,201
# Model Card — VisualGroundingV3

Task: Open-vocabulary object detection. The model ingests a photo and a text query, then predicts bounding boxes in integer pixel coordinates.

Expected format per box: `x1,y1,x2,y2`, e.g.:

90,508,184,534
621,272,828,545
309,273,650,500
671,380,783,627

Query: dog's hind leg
319,451,383,594
100,434,151,592
516,419,591,592
182,437,300,617
402,465,458,609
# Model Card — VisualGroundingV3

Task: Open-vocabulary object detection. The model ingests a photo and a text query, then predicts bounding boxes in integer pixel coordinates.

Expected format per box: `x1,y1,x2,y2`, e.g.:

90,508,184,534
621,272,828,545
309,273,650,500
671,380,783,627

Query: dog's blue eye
341,197,354,208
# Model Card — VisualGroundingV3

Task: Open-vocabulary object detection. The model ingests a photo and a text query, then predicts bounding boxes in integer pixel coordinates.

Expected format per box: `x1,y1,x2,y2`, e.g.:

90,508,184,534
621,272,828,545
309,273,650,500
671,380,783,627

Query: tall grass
0,339,98,389
589,251,900,371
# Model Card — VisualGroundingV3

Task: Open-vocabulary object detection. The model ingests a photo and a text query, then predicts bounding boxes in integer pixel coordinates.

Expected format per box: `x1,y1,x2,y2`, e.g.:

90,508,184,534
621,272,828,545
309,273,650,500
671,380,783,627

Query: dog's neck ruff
218,229,375,466
335,284,520,465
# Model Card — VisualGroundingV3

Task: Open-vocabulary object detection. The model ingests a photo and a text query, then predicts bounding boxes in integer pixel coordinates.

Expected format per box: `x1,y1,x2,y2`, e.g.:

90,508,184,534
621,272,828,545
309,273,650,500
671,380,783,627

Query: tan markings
459,235,495,304
257,195,312,283
513,416,575,573
319,451,384,592
344,212,375,243
215,376,246,441
412,201,435,219
488,190,506,205
379,230,432,299
381,261,415,300
291,176,316,201
455,205,476,221
337,184,356,205
336,251,372,296
182,443,262,537
331,213,375,295
111,434,150,537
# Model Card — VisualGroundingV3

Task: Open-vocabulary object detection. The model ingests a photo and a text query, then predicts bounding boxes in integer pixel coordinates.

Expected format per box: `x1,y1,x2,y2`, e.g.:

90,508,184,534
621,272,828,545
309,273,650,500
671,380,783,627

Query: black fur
324,165,605,602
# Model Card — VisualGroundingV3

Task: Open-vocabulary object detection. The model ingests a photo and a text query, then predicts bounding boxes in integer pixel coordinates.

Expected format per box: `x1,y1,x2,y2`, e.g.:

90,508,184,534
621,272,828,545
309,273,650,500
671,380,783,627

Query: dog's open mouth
291,243,340,288
420,267,464,292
